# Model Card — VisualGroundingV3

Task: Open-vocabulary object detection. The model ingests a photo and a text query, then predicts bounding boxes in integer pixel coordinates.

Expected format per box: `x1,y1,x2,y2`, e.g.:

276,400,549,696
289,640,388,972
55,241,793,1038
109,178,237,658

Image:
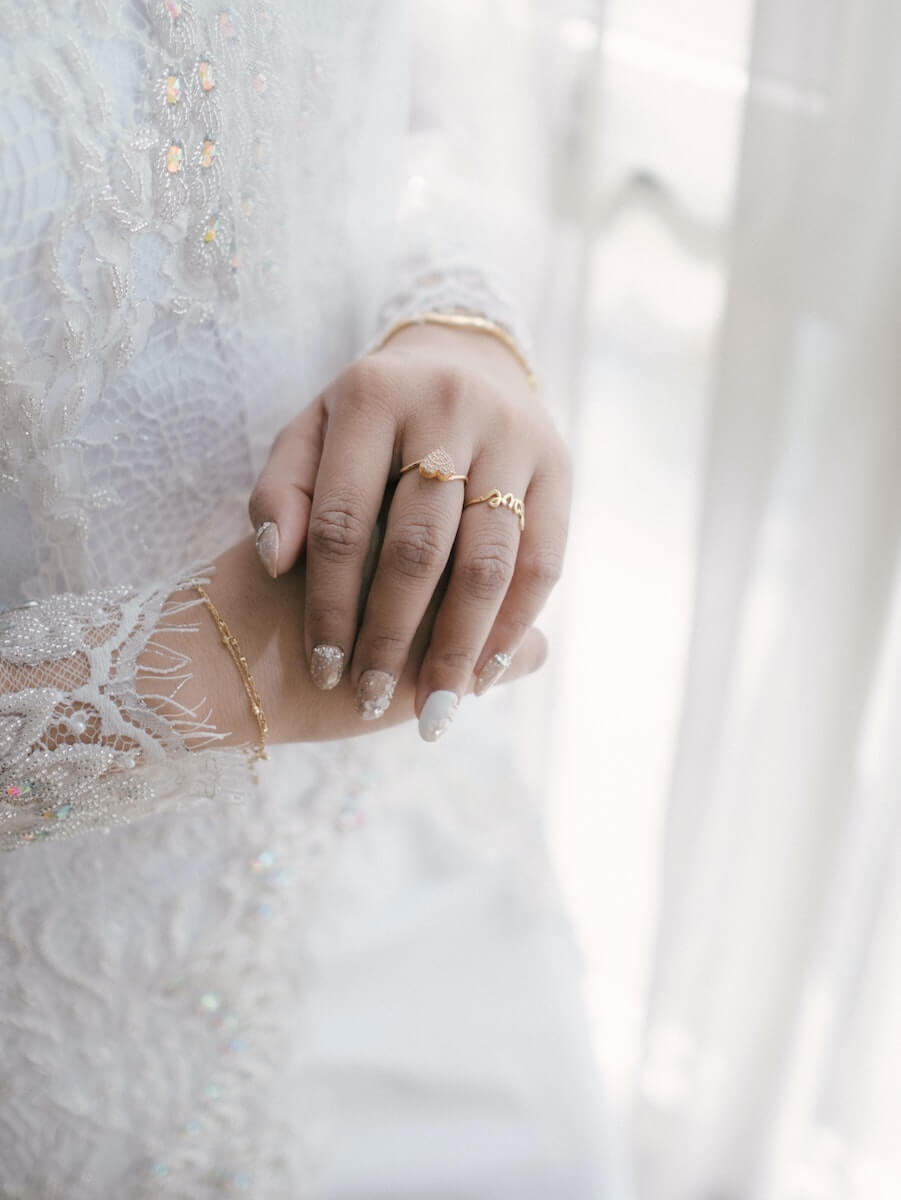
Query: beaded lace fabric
0,1,566,1195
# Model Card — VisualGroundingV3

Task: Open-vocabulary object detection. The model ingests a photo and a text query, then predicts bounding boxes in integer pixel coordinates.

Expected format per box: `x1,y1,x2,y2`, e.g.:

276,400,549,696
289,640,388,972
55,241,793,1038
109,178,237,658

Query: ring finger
472,460,570,699
349,443,469,720
413,452,533,740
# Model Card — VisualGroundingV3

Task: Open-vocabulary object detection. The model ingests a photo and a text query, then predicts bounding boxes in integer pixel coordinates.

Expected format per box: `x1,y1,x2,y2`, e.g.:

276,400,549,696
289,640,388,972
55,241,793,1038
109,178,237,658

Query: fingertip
250,484,312,578
255,521,280,579
484,629,548,692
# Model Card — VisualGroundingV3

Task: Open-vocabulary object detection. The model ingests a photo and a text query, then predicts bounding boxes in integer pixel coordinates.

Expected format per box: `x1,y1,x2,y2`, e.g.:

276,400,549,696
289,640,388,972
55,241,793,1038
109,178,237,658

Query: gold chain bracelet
374,312,538,391
194,585,269,762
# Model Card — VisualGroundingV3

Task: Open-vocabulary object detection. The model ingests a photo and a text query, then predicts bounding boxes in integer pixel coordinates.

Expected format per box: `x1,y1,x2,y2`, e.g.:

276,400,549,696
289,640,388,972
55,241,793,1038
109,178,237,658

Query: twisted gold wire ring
463,488,526,532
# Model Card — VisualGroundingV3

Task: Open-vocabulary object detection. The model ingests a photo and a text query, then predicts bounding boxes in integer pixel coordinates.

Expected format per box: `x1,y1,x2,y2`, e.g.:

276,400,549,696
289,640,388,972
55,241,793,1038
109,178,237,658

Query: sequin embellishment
5,781,35,804
166,141,185,173
198,60,215,93
42,803,72,821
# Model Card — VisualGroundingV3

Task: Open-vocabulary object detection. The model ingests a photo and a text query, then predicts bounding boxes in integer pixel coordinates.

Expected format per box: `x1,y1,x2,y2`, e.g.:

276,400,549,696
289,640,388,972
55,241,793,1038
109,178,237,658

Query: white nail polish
311,644,344,690
419,690,459,742
474,651,513,697
355,670,396,720
255,521,279,579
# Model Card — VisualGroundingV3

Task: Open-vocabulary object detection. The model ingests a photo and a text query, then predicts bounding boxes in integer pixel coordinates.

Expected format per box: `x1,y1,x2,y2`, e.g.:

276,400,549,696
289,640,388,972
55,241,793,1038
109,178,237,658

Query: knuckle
460,545,516,599
340,358,395,418
491,401,520,442
366,630,408,659
503,613,533,642
431,366,470,419
434,645,477,673
308,499,369,562
385,523,446,580
521,548,565,594
306,604,345,634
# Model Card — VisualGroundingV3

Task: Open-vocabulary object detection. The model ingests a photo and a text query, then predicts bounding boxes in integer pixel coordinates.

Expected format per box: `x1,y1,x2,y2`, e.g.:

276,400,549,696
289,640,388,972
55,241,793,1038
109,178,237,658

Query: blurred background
541,0,901,1196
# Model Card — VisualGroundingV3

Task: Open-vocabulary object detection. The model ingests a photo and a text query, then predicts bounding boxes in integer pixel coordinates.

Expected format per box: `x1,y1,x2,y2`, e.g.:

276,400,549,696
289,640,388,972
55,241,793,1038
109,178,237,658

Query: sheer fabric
0,0,552,846
631,1,901,1196
0,2,605,1196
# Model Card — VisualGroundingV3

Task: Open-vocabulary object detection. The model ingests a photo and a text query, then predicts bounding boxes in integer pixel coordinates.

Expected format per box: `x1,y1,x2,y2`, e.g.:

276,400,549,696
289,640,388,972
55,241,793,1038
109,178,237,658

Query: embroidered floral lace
0,1,569,1194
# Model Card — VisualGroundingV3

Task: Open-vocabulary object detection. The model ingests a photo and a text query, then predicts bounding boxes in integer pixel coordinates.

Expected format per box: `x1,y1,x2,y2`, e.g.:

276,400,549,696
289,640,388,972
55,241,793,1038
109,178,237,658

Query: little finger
471,463,570,699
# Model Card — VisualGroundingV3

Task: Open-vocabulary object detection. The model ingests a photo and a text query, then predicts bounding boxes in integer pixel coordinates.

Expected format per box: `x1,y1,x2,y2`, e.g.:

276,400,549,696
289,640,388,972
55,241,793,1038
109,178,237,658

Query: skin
145,534,548,747
248,322,572,725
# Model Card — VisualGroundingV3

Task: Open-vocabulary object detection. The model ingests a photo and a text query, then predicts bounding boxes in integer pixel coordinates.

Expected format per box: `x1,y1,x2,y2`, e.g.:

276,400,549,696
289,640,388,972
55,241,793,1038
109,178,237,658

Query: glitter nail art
254,522,279,578
310,644,344,690
355,670,396,720
474,651,513,697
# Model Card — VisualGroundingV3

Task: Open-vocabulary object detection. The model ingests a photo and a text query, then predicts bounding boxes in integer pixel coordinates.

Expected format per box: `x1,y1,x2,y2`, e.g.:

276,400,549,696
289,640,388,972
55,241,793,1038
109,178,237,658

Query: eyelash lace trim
0,574,247,852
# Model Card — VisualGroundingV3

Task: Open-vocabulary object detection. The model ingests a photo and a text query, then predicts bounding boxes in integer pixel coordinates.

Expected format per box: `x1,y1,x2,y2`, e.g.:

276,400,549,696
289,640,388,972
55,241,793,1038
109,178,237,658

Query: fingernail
355,670,396,720
255,522,279,579
311,644,344,690
419,690,459,742
474,651,513,697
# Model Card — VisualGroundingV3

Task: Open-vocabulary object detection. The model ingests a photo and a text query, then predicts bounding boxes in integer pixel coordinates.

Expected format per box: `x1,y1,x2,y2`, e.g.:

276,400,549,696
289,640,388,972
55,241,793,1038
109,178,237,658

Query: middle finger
349,443,469,720
414,448,532,740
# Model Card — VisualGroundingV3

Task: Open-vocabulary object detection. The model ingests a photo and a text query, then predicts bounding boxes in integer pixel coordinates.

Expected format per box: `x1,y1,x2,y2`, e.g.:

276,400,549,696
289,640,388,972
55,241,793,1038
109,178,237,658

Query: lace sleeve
0,574,248,852
368,1,567,362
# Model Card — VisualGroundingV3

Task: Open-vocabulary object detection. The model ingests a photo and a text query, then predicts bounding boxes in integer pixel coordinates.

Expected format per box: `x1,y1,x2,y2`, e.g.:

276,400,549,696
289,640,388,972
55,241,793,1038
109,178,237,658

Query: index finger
303,373,396,690
248,398,325,578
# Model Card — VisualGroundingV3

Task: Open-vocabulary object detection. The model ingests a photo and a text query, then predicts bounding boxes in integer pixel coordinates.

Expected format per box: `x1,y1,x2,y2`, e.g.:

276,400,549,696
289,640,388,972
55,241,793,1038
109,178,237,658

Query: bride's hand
151,534,547,747
248,323,571,739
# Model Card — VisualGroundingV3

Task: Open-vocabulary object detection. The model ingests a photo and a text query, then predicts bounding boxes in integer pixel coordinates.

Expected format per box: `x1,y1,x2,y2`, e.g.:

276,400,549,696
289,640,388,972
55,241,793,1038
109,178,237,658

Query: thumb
248,398,325,578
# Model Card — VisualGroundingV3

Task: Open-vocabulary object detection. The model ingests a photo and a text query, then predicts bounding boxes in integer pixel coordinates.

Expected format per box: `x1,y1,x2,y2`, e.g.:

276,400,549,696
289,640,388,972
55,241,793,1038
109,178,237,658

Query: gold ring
399,447,468,483
463,489,525,532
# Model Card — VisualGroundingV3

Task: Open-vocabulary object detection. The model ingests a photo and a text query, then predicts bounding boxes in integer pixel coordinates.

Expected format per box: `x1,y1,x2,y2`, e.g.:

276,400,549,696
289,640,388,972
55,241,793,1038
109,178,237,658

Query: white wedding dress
0,2,606,1196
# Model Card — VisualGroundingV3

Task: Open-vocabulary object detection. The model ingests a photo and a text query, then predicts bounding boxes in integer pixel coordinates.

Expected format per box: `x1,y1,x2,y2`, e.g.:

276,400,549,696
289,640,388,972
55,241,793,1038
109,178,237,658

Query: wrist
138,538,291,753
375,320,539,402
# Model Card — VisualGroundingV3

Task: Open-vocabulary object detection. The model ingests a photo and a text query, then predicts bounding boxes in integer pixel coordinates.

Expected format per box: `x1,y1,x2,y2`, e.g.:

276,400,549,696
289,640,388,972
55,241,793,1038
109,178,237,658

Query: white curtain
551,1,901,1196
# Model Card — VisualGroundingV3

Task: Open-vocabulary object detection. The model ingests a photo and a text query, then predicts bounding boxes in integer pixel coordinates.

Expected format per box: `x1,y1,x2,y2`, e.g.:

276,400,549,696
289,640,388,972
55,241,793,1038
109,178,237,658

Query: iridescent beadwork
200,137,216,168
152,1,198,65
41,802,72,820
166,141,184,173
5,781,35,803
198,59,215,93
66,711,88,735
0,5,537,1194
